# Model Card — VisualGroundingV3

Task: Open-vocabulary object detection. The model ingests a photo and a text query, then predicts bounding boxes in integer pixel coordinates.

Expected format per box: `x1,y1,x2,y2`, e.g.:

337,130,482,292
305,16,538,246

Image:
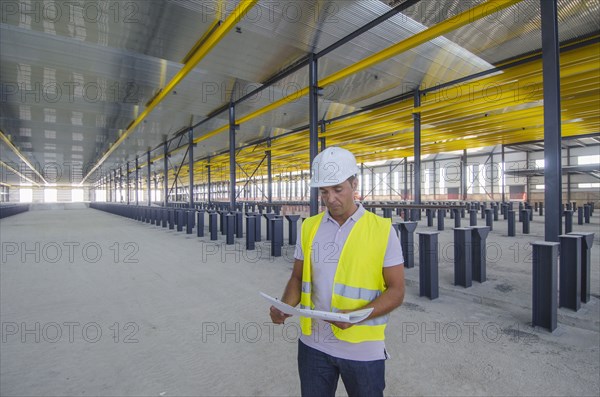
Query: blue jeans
297,340,385,397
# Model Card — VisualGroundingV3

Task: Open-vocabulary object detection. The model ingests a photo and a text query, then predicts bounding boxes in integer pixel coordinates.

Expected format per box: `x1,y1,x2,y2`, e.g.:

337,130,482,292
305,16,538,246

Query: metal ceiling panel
1,0,219,65
1,0,597,188
401,0,600,64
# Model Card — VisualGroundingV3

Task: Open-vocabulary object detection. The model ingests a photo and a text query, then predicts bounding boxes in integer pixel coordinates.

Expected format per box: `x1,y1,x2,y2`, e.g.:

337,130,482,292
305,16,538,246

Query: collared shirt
294,203,404,361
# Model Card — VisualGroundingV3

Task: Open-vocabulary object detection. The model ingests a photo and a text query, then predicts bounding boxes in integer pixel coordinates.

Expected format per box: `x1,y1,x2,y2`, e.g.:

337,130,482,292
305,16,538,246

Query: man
270,147,405,397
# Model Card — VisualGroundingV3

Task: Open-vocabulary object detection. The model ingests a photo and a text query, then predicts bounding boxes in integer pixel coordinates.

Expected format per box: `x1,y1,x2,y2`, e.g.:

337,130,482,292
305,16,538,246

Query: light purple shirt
294,204,404,361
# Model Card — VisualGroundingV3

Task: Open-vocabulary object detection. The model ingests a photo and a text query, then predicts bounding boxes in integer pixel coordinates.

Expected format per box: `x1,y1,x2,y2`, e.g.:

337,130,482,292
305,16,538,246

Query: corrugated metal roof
1,0,598,186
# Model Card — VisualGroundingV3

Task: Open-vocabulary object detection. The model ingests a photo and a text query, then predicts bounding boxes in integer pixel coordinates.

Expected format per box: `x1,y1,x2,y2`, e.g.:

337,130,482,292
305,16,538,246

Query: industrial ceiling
0,0,598,188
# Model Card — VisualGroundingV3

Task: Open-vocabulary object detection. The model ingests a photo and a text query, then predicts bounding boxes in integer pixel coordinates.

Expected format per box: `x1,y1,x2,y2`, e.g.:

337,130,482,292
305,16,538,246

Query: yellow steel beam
494,34,600,69
420,73,599,124
80,0,258,184
419,45,599,112
0,129,48,185
0,159,41,186
181,19,222,64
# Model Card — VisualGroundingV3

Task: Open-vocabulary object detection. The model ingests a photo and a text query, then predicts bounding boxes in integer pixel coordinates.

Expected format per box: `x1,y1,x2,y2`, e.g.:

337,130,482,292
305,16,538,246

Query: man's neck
330,203,359,225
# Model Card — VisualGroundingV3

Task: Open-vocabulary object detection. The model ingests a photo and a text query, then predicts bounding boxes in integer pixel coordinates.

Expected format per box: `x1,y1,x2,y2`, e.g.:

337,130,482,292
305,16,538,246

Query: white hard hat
309,147,360,187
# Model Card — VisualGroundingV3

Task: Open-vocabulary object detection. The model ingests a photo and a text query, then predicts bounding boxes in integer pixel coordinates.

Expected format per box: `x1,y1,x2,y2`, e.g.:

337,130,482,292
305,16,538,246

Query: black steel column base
285,215,300,245
453,209,461,228
197,210,205,237
559,234,582,311
226,214,235,245
186,210,195,234
235,212,244,238
471,226,490,283
437,209,444,231
264,213,276,241
399,221,418,269
507,210,515,237
469,210,477,226
271,217,283,257
485,209,493,231
531,241,559,332
418,231,439,300
568,232,595,303
522,210,530,234
209,212,218,241
454,227,472,288
246,215,256,250
177,210,184,232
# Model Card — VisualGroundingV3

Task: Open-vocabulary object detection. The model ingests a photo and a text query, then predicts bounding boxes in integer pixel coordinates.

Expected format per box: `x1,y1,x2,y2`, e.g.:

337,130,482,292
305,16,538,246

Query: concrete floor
1,206,599,396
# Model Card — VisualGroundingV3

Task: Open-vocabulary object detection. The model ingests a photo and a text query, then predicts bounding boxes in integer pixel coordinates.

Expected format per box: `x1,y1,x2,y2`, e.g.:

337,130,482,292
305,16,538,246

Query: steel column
361,163,365,200
462,149,467,201
541,0,563,242
113,169,118,202
501,145,506,203
267,140,272,204
413,90,421,204
389,164,393,200
309,53,319,216
164,141,168,206
566,147,571,204
403,158,408,200
229,104,236,210
126,162,130,204
147,151,151,206
432,161,436,200
188,130,195,208
135,157,139,205
409,163,413,198
207,160,211,205
490,153,494,200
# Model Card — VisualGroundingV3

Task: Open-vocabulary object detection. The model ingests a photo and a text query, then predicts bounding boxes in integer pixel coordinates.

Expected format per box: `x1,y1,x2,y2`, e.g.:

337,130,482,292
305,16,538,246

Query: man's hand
270,306,292,324
270,259,303,324
328,320,353,330
327,309,353,330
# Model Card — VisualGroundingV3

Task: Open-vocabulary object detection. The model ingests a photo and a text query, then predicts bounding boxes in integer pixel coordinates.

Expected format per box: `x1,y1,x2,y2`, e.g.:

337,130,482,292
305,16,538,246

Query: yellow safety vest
300,209,391,343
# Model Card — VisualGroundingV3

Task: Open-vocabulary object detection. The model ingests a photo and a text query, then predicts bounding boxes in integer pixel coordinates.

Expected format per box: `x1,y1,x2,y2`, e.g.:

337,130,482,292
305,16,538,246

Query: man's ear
351,178,358,191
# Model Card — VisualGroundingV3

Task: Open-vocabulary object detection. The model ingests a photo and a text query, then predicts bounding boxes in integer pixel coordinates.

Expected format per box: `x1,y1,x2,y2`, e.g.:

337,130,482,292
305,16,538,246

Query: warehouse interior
1,0,599,396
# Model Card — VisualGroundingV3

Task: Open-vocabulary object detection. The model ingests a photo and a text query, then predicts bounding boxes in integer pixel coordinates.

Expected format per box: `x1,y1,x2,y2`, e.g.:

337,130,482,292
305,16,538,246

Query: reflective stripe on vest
334,283,381,302
301,281,311,294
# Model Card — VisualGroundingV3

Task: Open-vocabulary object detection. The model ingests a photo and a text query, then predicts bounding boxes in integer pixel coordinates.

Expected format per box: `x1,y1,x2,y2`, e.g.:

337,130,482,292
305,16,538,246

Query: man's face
319,178,358,219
